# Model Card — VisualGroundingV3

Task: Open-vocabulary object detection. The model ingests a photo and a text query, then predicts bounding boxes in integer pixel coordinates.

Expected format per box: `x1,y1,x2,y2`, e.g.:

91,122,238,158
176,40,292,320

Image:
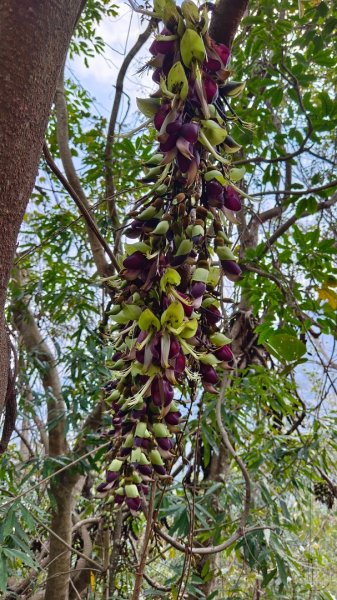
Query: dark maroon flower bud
131,406,147,420
106,470,119,484
112,417,122,429
211,40,230,66
206,180,223,202
159,133,178,152
203,304,222,325
154,103,171,131
177,152,191,173
150,28,175,55
165,411,181,426
123,251,148,270
135,348,145,363
137,464,153,477
200,363,218,384
162,295,170,311
121,422,133,436
149,40,158,56
157,437,173,451
151,378,174,406
191,281,206,299
150,334,161,360
153,464,166,476
150,29,176,55
152,68,162,83
166,119,183,134
223,187,241,212
103,381,116,393
221,260,242,281
215,345,234,362
174,353,186,377
97,482,109,493
141,484,149,495
137,331,148,345
204,55,222,72
115,494,124,505
120,446,132,457
203,72,218,103
126,497,141,512
134,437,151,450
180,122,199,143
169,338,181,358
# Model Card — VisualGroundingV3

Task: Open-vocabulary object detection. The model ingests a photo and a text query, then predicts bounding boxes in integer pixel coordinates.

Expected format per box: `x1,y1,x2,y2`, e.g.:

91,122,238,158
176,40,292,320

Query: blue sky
69,3,155,128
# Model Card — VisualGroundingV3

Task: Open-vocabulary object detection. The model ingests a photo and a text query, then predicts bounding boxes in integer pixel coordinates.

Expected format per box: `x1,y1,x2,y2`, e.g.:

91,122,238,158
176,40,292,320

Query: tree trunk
0,0,85,414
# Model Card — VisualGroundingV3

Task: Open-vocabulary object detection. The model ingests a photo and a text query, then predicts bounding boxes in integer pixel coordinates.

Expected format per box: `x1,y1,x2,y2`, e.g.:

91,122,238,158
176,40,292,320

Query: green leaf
265,333,306,362
275,553,287,586
3,547,35,568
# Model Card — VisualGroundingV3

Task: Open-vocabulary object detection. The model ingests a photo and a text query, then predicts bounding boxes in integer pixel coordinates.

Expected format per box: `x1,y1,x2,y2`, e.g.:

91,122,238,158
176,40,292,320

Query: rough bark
0,0,85,414
209,0,249,47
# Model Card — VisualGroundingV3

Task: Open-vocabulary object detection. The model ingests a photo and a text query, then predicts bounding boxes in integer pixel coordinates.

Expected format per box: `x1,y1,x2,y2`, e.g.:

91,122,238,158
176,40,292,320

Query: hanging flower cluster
97,0,250,514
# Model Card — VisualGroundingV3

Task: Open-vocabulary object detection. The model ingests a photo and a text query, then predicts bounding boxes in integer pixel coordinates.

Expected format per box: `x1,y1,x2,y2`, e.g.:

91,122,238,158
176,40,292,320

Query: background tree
0,1,337,599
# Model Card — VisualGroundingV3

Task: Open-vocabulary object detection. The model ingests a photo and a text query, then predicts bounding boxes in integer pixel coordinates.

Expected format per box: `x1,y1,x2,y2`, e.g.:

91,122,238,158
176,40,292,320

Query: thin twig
261,191,337,253
216,377,251,531
0,440,110,509
43,142,119,271
55,64,110,276
32,513,104,573
105,18,155,223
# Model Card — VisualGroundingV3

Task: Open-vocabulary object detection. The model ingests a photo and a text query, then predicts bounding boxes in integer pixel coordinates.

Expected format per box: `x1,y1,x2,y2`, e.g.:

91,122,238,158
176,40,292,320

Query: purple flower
115,494,125,505
151,377,174,407
191,281,206,299
169,337,181,358
149,28,176,56
126,496,142,513
157,437,174,451
203,304,222,326
203,72,218,103
165,411,181,426
153,464,167,476
200,363,218,384
221,260,242,282
154,102,171,131
223,187,241,212
215,345,234,362
206,180,224,209
106,470,120,484
137,464,153,477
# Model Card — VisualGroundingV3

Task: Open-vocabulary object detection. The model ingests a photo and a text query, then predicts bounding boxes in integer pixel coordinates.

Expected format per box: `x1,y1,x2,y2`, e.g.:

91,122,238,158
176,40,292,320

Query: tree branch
105,19,155,225
12,269,66,458
54,65,111,277
43,142,119,272
216,377,251,532
262,191,337,254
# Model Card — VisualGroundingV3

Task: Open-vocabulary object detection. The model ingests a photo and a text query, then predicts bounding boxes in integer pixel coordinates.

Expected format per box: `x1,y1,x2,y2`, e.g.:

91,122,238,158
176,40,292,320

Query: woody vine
98,0,251,519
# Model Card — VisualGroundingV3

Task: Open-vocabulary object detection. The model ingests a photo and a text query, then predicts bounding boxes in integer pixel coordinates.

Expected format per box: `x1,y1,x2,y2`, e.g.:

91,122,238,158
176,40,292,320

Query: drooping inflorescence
97,0,250,515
